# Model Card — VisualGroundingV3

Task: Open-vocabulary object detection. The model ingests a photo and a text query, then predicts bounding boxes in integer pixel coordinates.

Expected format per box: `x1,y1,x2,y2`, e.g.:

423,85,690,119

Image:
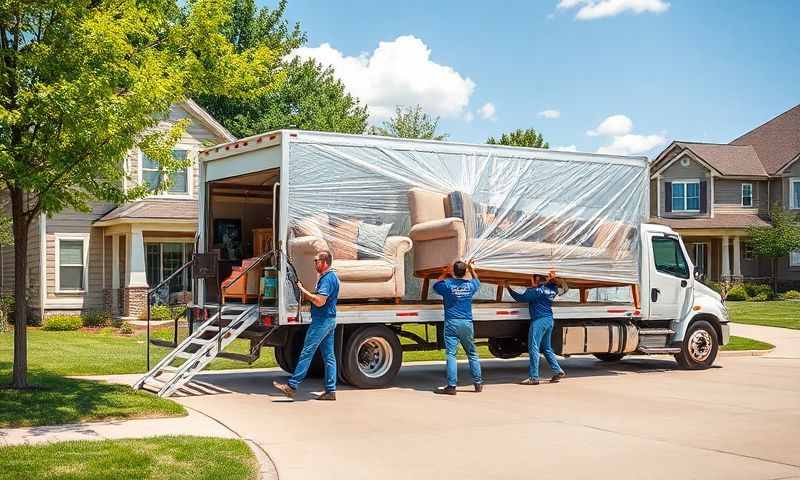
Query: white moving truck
135,131,730,397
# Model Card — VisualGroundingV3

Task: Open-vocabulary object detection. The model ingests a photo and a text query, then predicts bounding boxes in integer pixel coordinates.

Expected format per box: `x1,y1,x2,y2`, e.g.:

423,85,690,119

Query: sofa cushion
333,260,395,281
294,213,328,239
446,191,476,238
408,189,446,224
357,222,392,259
328,218,360,260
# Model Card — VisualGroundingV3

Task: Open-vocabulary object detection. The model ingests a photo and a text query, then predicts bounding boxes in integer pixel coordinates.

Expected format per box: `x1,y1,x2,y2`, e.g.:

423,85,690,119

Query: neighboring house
650,104,800,289
0,100,235,320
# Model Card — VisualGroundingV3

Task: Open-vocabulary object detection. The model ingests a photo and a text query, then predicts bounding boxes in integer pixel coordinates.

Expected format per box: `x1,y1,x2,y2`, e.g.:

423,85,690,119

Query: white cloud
478,102,496,121
557,0,669,20
587,114,633,136
554,145,578,152
596,134,666,155
538,109,561,119
289,35,476,120
464,111,475,122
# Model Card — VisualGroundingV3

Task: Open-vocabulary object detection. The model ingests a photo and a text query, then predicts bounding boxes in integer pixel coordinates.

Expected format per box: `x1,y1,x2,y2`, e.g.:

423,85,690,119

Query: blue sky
270,0,799,157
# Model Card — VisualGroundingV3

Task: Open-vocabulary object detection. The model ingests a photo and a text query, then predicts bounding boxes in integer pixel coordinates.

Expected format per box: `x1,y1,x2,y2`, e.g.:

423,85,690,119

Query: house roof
94,199,197,226
181,99,236,143
730,104,800,175
650,214,770,230
672,142,768,177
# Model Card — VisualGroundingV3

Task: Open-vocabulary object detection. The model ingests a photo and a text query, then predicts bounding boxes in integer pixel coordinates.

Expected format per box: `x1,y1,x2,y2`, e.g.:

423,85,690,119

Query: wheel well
688,314,723,342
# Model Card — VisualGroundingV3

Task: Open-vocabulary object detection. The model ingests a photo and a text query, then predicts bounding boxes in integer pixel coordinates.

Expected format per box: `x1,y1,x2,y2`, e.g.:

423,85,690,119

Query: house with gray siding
650,103,800,289
0,100,234,320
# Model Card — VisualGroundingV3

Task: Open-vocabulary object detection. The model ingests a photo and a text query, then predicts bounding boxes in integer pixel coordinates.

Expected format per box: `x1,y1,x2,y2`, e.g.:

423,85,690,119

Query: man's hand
466,259,479,280
436,265,451,281
547,270,557,282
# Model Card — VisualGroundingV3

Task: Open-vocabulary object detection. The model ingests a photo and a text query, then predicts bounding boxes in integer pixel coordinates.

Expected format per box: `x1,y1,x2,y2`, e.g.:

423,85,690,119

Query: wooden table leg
495,285,504,302
421,277,430,302
631,284,640,310
579,288,588,304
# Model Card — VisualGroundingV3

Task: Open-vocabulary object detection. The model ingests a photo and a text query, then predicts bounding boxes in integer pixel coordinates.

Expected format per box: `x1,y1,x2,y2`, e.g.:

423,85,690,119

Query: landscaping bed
0,436,257,480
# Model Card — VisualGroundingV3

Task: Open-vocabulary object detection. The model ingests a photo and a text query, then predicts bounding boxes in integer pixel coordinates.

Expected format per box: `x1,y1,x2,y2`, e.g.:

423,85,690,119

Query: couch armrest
288,235,328,256
384,236,412,260
409,217,465,242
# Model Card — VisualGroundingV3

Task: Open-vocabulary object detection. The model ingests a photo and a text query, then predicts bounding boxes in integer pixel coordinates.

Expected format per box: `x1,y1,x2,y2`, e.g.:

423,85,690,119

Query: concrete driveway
174,324,800,480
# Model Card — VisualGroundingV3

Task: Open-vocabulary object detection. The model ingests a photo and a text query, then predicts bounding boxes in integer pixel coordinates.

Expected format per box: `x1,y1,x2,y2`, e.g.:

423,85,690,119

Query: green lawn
721,335,774,351
726,300,800,330
0,436,258,480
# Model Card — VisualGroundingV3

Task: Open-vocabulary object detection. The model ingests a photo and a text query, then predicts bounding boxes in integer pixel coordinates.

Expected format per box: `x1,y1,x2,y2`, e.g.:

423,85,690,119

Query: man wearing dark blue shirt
274,250,340,401
433,260,483,395
506,272,567,385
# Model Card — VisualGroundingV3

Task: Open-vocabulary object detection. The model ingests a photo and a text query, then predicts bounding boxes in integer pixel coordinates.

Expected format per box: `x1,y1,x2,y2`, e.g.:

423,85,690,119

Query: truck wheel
594,353,626,362
341,326,402,388
675,320,719,370
488,337,524,359
274,346,292,373
281,328,324,377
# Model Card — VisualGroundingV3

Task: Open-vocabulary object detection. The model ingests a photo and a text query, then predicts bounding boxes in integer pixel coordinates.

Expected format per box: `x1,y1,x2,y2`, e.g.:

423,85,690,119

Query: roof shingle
730,104,800,175
673,142,767,177
96,199,197,224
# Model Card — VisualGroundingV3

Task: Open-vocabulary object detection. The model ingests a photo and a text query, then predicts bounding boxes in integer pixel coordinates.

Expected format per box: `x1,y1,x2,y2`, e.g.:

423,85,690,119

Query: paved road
174,323,800,480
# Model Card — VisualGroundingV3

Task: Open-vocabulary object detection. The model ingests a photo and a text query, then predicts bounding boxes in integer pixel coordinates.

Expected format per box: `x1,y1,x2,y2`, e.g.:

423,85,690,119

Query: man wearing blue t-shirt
506,272,567,385
432,260,483,395
274,250,340,401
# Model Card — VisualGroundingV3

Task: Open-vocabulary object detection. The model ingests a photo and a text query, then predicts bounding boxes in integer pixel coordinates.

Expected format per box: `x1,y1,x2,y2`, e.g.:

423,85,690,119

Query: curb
719,347,775,357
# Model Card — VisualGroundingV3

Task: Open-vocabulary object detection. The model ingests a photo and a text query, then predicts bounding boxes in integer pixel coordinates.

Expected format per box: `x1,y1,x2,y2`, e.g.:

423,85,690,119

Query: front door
649,234,694,320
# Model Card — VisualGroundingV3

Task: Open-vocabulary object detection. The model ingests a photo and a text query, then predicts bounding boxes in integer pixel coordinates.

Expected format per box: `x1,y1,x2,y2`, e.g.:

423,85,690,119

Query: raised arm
297,282,328,307
466,259,479,281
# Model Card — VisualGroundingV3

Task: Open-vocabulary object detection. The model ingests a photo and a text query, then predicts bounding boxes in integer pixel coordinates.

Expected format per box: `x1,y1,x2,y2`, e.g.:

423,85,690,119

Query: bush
725,284,748,301
783,290,800,300
743,283,773,300
42,315,83,331
0,295,13,332
82,310,111,328
138,304,185,321
119,321,134,335
748,292,770,302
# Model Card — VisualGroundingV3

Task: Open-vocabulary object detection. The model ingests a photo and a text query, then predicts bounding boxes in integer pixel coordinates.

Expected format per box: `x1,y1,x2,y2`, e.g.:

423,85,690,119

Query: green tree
746,206,800,290
0,0,278,388
487,128,549,148
198,0,368,136
369,105,448,140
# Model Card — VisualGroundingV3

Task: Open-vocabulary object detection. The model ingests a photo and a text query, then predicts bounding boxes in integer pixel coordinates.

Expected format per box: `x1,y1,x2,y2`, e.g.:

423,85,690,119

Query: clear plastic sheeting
284,133,648,297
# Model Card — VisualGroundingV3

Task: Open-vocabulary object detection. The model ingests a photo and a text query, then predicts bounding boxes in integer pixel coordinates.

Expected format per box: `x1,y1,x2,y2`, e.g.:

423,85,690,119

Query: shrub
0,295,13,332
748,292,770,302
139,304,185,321
743,283,773,300
119,321,134,335
783,290,800,300
725,284,748,301
42,315,83,331
82,310,111,328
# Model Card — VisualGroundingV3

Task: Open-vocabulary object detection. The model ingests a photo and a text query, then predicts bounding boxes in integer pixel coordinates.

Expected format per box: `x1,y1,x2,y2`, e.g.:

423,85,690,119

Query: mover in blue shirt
432,260,483,395
505,272,568,385
274,250,339,401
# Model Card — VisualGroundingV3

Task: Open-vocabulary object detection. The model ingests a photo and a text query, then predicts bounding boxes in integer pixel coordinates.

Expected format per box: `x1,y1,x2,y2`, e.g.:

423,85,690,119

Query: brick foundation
122,287,148,318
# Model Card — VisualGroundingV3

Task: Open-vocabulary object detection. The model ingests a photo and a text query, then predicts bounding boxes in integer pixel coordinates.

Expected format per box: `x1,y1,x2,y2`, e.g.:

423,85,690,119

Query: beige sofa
289,214,412,301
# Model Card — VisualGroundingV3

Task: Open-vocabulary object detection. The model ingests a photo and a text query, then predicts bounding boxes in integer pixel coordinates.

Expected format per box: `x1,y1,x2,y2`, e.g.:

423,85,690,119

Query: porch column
123,228,149,318
111,234,120,315
721,236,731,280
733,236,742,280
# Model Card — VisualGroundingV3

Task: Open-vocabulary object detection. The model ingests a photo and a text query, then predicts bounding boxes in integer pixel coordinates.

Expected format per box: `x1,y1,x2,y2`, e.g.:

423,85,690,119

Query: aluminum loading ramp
133,304,259,397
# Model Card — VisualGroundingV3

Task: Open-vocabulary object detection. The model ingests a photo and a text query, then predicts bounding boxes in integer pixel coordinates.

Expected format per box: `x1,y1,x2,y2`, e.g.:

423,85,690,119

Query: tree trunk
10,189,29,389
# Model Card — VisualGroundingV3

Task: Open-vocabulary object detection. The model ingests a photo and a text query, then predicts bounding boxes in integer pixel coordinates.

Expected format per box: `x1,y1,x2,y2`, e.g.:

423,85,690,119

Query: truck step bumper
638,346,681,354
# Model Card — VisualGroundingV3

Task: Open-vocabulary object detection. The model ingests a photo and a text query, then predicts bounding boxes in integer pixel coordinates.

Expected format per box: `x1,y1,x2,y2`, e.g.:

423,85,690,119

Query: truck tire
280,327,325,377
675,320,719,370
488,337,524,359
341,325,402,388
274,346,292,373
594,353,626,362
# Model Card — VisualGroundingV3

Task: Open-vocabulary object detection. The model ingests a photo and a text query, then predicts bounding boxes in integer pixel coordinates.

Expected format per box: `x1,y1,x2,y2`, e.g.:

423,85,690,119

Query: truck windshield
652,236,690,279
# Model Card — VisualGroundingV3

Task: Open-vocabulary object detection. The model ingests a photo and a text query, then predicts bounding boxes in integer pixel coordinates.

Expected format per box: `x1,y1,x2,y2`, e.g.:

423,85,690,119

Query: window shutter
699,181,708,214
664,181,672,213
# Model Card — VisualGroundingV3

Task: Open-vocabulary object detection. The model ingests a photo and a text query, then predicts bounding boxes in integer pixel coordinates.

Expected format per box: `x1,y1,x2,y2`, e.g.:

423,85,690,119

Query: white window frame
54,233,90,294
790,250,800,268
671,179,701,212
790,177,800,210
145,239,195,288
138,148,193,198
741,183,753,207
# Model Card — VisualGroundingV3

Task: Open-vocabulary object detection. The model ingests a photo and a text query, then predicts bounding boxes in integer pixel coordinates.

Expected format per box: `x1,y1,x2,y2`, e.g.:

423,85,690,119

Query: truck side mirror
693,267,704,281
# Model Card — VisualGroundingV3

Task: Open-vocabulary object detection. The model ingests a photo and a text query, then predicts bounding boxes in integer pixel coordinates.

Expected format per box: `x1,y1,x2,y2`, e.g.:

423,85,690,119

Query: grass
726,300,800,330
0,436,258,480
721,335,774,351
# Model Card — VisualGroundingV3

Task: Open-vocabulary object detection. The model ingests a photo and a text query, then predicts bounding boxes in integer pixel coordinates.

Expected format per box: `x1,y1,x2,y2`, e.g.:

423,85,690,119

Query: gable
660,152,710,179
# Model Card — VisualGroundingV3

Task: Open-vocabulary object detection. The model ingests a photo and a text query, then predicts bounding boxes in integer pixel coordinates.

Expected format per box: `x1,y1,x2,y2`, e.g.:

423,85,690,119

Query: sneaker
315,391,336,401
519,378,540,385
474,383,483,393
550,371,566,383
272,381,296,399
434,385,457,395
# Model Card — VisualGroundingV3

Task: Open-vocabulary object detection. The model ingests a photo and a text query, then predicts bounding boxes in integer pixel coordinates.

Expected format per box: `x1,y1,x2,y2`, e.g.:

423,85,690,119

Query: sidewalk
730,322,800,358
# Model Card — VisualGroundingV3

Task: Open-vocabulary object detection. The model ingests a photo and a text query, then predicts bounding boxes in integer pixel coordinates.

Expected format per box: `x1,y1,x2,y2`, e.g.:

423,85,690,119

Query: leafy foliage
487,128,549,148
42,315,83,331
747,292,770,302
783,290,800,300
743,283,774,300
369,105,448,140
725,284,748,302
81,310,112,328
746,206,800,259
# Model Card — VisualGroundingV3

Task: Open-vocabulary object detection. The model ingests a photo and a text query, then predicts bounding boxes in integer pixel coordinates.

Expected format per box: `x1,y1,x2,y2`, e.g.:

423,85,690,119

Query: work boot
519,378,539,385
315,391,336,401
474,383,483,393
272,381,296,399
434,385,457,395
550,371,566,383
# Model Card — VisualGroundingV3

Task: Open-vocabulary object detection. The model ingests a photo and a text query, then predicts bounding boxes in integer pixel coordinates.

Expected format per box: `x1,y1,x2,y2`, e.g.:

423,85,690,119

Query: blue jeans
288,316,337,392
528,316,562,380
444,320,483,386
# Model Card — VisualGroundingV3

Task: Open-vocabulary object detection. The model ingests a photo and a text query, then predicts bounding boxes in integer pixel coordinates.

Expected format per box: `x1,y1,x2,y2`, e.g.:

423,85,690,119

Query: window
741,183,753,207
57,238,87,291
791,178,800,210
145,242,194,293
671,181,700,212
652,236,690,279
141,150,189,194
743,242,755,261
791,250,800,268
